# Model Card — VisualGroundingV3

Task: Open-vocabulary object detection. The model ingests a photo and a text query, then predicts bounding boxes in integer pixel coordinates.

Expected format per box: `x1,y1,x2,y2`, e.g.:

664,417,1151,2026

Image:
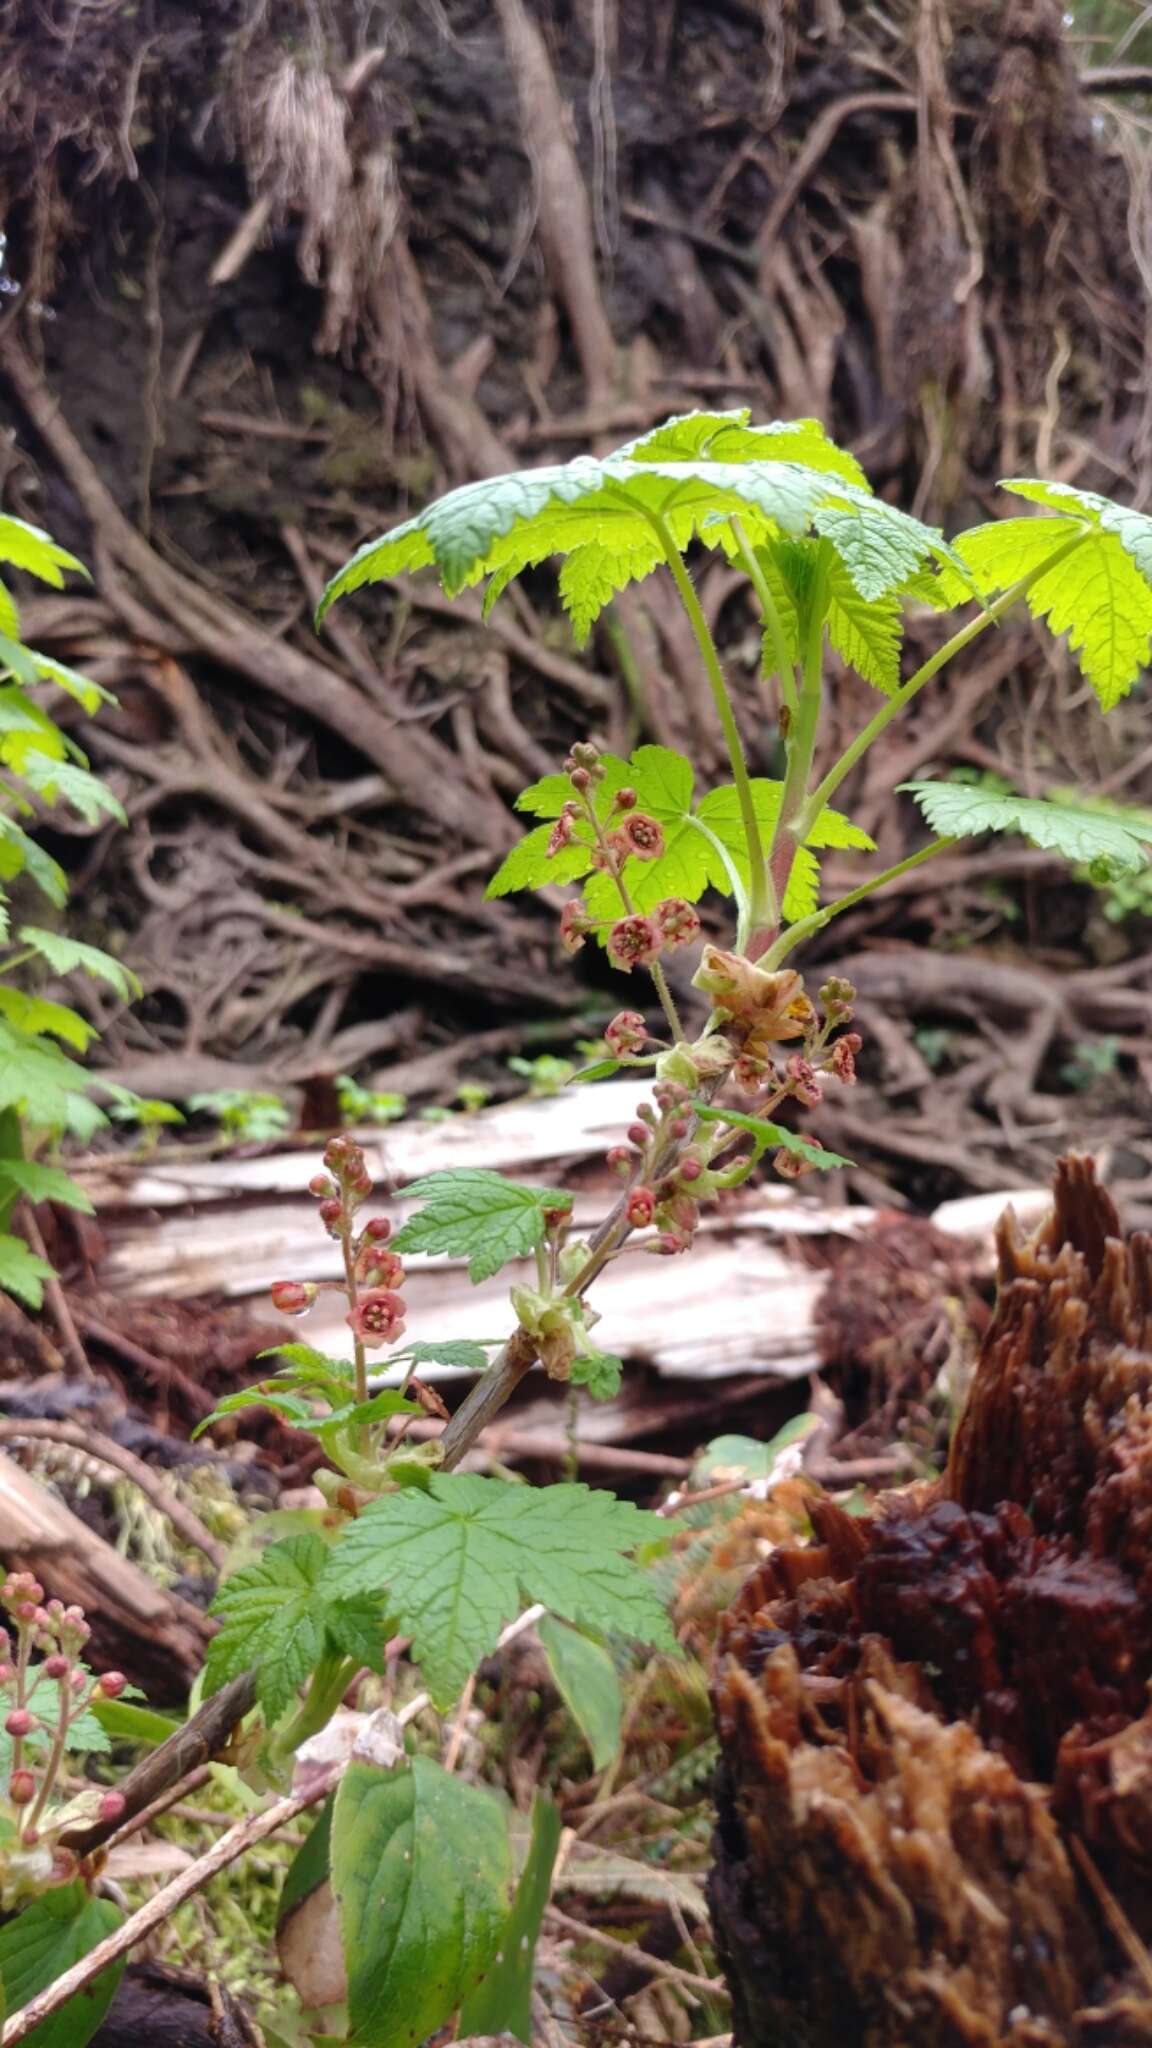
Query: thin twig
13,1206,94,1382
0,1420,227,1569
545,1904,728,2004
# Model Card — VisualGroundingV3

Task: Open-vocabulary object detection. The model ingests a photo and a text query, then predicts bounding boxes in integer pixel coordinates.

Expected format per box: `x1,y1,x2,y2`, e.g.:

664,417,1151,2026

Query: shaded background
2,0,1152,1207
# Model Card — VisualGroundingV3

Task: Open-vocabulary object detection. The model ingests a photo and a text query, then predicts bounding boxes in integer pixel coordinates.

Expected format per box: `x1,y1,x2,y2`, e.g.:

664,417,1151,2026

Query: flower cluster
548,740,702,973
271,1137,407,1351
0,1577,127,1902
608,1076,709,1255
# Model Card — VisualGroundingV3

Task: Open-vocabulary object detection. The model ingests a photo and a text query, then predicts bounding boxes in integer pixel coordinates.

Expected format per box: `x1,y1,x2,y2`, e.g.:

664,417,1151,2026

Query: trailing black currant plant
6,414,1152,2047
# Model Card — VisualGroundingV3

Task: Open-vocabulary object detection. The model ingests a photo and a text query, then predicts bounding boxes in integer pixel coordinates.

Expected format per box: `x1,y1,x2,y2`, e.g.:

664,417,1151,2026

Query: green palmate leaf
902,781,1152,880
323,1474,673,1710
206,1533,390,1721
692,1100,853,1172
0,1883,123,2048
0,1021,87,1127
484,820,598,898
0,683,68,758
0,577,18,640
694,779,875,922
332,1755,513,2048
0,1231,56,1309
392,1169,573,1283
18,755,127,827
952,488,1152,711
318,426,958,625
0,1159,95,1214
538,1614,623,1771
0,987,96,1052
0,819,68,906
27,653,115,715
826,557,902,693
406,1338,493,1372
460,1794,563,2046
609,409,868,486
558,536,663,644
17,928,142,1002
0,515,87,588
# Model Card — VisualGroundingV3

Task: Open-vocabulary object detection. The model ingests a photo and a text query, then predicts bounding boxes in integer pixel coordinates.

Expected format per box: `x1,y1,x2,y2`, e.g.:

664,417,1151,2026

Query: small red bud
318,1198,344,1234
270,1279,318,1316
5,1709,33,1738
668,1118,690,1140
679,1157,703,1182
308,1173,335,1199
8,1770,35,1807
614,786,638,811
96,1672,127,1700
42,1655,68,1680
15,1603,39,1625
627,1123,649,1149
98,1790,126,1825
70,1669,87,1693
362,1216,392,1242
569,765,591,792
606,1145,632,1176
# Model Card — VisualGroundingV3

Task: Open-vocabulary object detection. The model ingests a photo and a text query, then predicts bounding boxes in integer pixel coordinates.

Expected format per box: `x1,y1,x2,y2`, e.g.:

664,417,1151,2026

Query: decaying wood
70,1081,1049,1389
0,1451,209,1700
710,1155,1152,2046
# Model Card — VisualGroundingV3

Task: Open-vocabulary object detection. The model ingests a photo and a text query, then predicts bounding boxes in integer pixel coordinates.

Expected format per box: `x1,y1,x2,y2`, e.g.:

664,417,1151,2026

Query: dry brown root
710,1156,1152,2047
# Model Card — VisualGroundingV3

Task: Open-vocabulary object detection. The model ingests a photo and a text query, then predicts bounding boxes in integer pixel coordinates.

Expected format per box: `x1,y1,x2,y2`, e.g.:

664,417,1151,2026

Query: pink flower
831,1032,862,1086
347,1289,407,1349
607,915,662,972
654,898,701,950
605,1010,648,1056
787,1055,824,1109
626,1187,656,1228
559,900,592,956
547,812,577,857
354,1246,405,1290
618,812,665,861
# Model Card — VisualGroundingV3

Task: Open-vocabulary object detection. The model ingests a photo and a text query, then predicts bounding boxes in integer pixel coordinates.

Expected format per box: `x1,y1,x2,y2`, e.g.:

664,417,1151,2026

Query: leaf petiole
759,836,956,968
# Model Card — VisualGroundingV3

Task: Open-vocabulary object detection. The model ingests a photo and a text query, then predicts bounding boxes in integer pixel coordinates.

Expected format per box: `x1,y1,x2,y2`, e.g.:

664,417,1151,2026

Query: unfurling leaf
691,1100,853,1172
391,1169,573,1283
322,1473,673,1710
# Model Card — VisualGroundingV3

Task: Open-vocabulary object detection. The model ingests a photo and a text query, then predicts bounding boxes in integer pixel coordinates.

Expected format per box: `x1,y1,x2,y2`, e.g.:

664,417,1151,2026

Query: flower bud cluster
609,1074,716,1255
0,1582,130,1865
270,1138,408,1352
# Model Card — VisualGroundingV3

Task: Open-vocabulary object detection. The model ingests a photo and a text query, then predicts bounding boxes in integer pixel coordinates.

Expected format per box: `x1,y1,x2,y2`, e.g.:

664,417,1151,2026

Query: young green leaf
0,1230,56,1309
607,408,868,485
322,1474,674,1710
0,1159,95,1214
0,987,95,1053
206,1533,390,1722
691,1101,853,1172
331,1754,513,2048
392,1169,573,1283
318,427,959,624
0,515,88,588
0,820,68,905
459,1794,563,2046
18,755,128,827
26,652,116,715
191,1386,322,1439
406,1338,493,1372
17,928,142,1003
953,488,1152,711
538,1614,623,1771
0,1022,87,1127
570,1348,623,1401
0,1882,123,2048
826,557,902,693
900,781,1151,879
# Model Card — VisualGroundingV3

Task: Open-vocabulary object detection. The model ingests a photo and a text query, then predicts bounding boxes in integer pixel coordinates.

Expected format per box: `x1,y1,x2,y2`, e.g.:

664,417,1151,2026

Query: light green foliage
331,1755,512,2048
0,1883,123,2048
950,482,1152,709
459,1795,563,2045
695,1413,820,1483
901,781,1152,880
322,1474,674,1709
317,419,960,641
188,1089,293,1143
334,1073,407,1125
691,1101,852,1171
569,1347,623,1400
392,1168,573,1283
205,1533,391,1722
489,742,873,926
538,1614,623,1770
506,1052,576,1096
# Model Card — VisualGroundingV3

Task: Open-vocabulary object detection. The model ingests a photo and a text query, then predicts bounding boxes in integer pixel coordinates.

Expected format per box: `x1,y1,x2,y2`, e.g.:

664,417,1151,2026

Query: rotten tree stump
710,1156,1152,2047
